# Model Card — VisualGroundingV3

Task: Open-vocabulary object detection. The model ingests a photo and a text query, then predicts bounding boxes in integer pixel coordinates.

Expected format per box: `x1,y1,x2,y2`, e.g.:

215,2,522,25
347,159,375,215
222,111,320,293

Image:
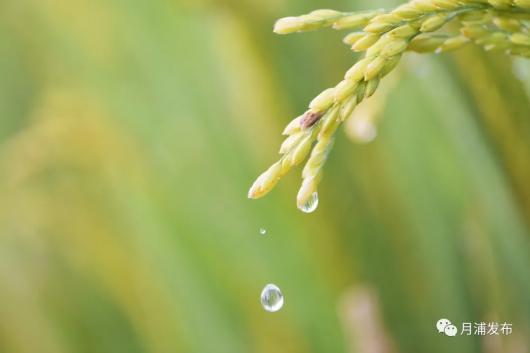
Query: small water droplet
298,192,318,213
260,228,266,234
261,284,283,312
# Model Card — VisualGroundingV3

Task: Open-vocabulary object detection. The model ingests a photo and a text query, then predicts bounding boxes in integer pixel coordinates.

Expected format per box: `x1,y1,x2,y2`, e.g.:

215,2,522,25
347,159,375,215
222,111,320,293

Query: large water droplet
261,284,283,312
298,192,318,213
260,228,266,234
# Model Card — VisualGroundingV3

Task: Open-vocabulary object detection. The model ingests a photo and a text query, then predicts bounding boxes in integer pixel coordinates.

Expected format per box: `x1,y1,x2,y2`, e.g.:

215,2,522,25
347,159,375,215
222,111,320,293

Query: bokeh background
1,0,530,352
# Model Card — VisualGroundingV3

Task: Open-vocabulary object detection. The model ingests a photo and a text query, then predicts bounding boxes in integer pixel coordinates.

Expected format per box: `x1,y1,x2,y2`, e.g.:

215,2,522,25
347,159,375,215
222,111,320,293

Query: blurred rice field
1,0,530,352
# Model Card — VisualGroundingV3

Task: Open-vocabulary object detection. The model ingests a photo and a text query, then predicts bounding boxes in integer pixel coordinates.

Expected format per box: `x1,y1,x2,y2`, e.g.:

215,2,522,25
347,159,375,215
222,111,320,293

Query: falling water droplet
298,192,318,213
260,228,266,234
261,284,283,312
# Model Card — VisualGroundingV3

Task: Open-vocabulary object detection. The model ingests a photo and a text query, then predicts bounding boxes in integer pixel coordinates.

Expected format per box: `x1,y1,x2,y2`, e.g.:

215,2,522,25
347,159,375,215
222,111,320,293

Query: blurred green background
1,0,530,352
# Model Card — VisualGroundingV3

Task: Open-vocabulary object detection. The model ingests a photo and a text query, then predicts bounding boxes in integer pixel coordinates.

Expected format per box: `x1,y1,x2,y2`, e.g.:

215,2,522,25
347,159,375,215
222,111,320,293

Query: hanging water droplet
261,284,283,312
298,192,318,213
260,228,266,234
